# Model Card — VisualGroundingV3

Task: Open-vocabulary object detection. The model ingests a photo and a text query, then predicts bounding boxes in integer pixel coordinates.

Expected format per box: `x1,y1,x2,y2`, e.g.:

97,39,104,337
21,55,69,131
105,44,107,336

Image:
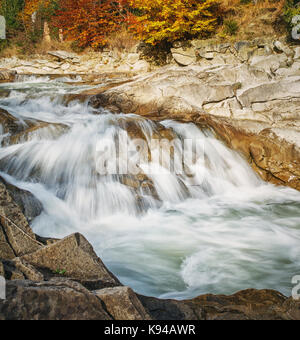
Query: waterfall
0,76,300,299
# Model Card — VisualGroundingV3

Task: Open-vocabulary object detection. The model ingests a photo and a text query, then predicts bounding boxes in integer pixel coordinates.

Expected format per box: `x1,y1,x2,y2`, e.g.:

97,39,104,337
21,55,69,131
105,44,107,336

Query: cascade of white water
0,76,299,299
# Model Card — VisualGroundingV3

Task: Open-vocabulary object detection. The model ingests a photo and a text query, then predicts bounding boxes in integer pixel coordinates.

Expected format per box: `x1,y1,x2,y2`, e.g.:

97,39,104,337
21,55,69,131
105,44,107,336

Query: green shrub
0,0,25,31
240,0,252,5
224,19,239,36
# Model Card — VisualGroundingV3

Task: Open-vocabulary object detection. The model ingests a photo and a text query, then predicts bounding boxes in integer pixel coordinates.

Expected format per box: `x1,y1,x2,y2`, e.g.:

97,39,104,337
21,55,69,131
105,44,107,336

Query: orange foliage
22,0,52,24
52,0,127,48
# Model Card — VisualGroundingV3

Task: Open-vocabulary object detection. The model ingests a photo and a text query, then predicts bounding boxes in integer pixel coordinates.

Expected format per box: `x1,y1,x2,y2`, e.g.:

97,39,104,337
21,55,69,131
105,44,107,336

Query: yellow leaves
129,0,219,44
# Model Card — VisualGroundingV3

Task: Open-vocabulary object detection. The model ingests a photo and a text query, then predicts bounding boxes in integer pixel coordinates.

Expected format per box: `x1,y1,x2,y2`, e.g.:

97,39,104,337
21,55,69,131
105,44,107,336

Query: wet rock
22,233,121,286
0,180,42,257
3,122,68,146
0,69,16,83
0,108,22,135
0,177,43,224
196,115,300,191
0,279,111,320
94,286,152,320
89,63,300,190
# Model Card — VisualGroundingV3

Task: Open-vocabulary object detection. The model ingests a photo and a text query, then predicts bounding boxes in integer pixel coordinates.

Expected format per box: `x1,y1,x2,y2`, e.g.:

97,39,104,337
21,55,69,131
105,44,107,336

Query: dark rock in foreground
0,145,299,321
0,279,112,320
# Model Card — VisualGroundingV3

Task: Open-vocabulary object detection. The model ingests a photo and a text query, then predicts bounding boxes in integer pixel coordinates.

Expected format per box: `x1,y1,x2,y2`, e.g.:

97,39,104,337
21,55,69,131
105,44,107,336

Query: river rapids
0,75,299,299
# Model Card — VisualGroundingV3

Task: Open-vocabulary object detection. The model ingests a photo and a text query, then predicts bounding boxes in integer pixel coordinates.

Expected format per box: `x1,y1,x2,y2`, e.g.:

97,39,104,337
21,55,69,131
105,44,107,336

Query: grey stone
0,181,42,257
22,233,120,286
171,47,196,66
273,41,294,57
294,47,300,60
94,286,152,320
0,279,111,320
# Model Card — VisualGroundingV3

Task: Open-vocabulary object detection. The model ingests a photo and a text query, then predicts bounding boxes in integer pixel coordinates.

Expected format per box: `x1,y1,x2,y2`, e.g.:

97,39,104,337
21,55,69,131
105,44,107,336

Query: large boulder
0,181,42,257
184,289,292,320
0,279,111,320
94,286,152,320
2,180,43,224
22,233,120,287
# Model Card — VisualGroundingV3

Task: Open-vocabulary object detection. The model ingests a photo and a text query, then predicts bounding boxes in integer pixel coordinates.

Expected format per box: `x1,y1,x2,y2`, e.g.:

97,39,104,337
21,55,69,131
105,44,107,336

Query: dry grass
0,33,76,58
218,0,286,40
107,28,138,52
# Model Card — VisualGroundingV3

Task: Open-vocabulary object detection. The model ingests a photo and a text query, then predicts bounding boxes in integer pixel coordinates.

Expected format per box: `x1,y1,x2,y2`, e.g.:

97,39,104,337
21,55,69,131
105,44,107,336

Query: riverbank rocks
48,50,80,63
0,180,42,257
0,69,16,83
2,179,43,224
89,61,300,191
1,257,44,281
94,286,152,320
138,289,300,320
171,47,197,66
0,279,112,320
1,276,300,320
22,233,120,287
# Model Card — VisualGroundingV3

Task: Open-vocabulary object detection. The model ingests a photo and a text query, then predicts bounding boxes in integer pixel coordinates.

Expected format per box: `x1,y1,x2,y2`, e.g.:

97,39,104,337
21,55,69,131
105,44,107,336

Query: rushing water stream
0,76,300,299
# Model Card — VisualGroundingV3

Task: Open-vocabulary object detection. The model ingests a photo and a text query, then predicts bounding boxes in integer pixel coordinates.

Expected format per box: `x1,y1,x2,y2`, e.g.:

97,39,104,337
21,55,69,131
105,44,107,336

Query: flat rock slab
48,51,80,63
171,48,196,66
22,233,120,286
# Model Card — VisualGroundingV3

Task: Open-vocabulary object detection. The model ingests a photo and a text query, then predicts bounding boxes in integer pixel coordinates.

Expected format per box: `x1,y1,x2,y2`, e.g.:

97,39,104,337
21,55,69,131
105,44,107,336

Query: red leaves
52,0,126,48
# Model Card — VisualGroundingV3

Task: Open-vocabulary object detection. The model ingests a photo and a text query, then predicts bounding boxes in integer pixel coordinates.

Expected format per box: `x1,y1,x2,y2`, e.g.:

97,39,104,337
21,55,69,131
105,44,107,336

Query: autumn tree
52,0,127,48
22,0,57,25
0,0,25,30
128,0,220,45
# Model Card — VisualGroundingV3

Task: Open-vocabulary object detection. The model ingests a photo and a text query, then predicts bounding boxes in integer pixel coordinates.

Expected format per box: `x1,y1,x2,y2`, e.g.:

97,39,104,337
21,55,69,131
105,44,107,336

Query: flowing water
0,76,300,299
